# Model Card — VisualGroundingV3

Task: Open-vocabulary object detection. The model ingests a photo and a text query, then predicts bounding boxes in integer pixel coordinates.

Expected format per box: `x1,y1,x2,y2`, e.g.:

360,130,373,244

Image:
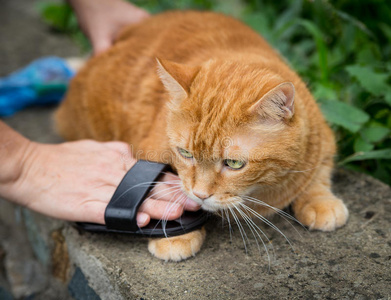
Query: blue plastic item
0,56,75,117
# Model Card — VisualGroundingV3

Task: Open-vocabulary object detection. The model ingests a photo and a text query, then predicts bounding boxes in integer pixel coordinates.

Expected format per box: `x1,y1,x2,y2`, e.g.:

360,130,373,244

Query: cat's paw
294,197,348,231
148,228,206,261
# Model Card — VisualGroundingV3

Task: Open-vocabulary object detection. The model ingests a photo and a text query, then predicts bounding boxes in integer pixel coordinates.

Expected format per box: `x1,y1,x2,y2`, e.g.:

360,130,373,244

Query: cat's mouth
185,193,216,212
200,198,221,212
187,193,242,212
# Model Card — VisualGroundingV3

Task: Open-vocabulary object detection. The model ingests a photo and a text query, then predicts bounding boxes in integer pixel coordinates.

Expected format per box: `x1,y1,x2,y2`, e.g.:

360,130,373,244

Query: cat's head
157,58,303,212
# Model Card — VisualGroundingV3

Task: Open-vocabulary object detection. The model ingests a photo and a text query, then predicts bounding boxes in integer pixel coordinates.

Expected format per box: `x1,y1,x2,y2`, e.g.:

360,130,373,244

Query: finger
138,198,184,221
149,181,183,202
150,172,183,200
149,176,200,210
136,212,150,227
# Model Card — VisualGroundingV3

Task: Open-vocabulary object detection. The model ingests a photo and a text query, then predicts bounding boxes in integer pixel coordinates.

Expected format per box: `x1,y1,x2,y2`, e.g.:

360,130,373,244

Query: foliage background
38,0,391,185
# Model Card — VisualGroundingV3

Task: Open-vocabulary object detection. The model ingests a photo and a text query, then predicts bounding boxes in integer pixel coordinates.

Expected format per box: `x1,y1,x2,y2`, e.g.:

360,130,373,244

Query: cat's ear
156,58,200,103
249,82,295,121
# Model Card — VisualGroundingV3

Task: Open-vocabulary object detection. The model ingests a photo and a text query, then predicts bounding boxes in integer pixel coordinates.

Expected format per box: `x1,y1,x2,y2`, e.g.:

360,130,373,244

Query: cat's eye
224,159,245,170
178,148,193,159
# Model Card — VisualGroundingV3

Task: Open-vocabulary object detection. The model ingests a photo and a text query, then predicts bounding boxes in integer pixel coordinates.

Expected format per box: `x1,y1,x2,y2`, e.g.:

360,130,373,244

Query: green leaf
339,149,391,164
360,123,390,143
334,9,374,38
373,161,391,184
356,45,381,65
317,99,370,132
354,136,374,152
297,19,328,82
242,12,271,38
374,108,391,120
37,2,73,31
384,93,391,106
379,23,391,42
345,65,389,96
312,83,338,101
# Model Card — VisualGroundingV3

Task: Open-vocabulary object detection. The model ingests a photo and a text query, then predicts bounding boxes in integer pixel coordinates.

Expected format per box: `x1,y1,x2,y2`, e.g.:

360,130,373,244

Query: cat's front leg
148,227,206,261
292,165,348,231
292,185,348,231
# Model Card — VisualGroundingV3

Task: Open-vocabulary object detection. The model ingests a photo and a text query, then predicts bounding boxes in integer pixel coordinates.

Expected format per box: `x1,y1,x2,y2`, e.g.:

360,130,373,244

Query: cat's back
116,11,275,60
56,11,328,156
55,11,277,145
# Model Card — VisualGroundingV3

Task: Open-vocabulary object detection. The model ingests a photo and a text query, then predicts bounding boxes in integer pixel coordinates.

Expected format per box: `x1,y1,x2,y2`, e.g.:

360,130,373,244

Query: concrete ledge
1,1,390,299
63,168,391,299
1,167,391,299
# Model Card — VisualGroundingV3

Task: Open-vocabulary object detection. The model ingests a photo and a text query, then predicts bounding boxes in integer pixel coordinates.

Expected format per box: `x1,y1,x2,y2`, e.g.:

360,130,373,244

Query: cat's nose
193,191,212,200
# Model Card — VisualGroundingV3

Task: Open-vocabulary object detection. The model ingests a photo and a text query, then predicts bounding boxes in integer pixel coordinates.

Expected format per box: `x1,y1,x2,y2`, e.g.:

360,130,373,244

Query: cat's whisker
147,185,182,201
157,188,197,238
228,207,249,254
160,191,191,238
239,202,295,251
232,205,265,250
120,182,184,237
151,189,184,238
242,196,298,222
150,217,169,238
242,195,303,226
232,204,272,269
160,189,185,221
113,181,159,200
162,219,168,238
148,188,185,238
219,209,225,228
223,208,233,242
240,202,289,240
149,187,185,228
234,201,274,247
286,165,320,174
242,196,307,234
113,180,178,201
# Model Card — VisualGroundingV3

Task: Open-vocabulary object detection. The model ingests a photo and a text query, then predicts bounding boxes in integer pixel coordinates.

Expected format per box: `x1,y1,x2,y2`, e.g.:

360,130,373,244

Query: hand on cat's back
69,0,150,55
5,139,199,226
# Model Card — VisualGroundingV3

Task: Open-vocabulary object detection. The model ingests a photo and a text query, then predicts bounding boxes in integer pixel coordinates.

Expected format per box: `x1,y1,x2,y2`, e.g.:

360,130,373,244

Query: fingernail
137,213,149,227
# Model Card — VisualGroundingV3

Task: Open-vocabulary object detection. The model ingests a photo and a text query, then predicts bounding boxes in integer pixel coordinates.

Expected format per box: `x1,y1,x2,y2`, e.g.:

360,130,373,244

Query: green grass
37,0,391,185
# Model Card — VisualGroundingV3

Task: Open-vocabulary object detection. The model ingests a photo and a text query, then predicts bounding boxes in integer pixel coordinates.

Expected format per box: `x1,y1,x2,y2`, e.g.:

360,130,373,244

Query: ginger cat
56,11,348,261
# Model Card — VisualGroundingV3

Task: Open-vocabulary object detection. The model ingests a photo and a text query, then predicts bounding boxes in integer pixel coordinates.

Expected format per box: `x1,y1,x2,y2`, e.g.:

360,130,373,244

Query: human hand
4,140,199,227
69,0,150,55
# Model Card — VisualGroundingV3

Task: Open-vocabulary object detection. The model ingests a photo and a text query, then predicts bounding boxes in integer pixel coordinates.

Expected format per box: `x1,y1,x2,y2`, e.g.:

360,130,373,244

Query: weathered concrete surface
1,1,390,299
62,171,391,300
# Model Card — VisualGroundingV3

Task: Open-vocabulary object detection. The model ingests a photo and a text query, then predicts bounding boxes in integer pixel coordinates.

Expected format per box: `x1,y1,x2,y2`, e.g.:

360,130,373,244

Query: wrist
0,122,37,200
0,139,39,208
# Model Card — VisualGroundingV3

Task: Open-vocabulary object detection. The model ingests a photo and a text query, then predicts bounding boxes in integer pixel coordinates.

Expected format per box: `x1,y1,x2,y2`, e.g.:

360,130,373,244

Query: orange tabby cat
56,11,348,261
